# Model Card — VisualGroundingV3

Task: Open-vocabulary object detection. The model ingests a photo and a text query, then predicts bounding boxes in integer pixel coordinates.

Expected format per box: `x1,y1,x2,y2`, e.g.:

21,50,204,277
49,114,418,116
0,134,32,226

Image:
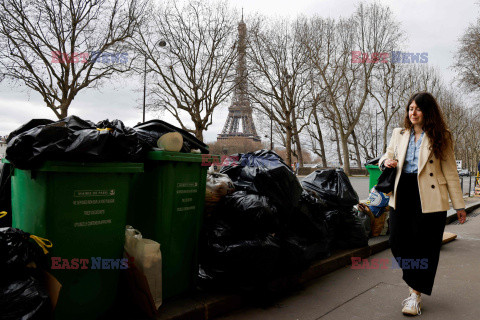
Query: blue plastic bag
366,187,390,217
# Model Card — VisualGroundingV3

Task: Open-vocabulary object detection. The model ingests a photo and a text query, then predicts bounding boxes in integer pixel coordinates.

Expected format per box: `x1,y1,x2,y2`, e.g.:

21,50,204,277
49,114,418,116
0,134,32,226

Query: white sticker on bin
73,219,112,227
74,190,115,197
84,210,105,216
73,199,115,205
176,182,198,188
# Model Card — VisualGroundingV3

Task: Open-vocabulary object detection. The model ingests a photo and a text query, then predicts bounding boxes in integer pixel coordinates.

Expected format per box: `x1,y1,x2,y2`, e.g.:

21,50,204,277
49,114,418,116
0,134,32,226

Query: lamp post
375,109,383,157
143,40,167,123
270,97,273,150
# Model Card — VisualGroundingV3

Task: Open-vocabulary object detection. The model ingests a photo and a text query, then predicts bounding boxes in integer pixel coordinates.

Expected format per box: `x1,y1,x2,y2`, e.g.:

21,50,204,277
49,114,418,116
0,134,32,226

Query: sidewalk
217,199,480,320
152,197,480,320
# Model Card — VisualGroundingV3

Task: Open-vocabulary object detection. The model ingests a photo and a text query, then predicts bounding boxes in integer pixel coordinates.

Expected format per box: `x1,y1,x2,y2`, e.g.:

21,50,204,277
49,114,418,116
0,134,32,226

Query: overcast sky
0,0,478,142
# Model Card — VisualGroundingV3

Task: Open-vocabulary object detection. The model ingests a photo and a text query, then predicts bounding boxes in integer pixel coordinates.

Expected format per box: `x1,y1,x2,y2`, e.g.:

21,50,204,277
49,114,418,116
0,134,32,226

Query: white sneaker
402,292,422,316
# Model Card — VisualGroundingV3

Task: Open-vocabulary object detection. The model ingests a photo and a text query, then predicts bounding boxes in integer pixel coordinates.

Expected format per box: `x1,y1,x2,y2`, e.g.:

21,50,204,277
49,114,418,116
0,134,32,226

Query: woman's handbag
375,147,398,194
375,167,396,193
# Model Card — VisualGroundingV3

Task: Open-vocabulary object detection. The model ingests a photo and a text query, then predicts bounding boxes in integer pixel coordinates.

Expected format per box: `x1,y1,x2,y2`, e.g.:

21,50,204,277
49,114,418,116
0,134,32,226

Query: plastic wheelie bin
8,160,143,319
366,164,382,191
128,151,219,300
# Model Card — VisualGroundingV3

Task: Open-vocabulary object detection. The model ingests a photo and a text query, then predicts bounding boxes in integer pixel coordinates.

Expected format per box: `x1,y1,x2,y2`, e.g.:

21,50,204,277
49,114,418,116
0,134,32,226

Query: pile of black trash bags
198,150,368,289
5,116,209,170
0,227,52,319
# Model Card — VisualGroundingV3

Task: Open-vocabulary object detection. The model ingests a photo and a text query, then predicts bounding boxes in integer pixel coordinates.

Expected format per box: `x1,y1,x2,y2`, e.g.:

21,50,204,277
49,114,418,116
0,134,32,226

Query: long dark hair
404,92,451,160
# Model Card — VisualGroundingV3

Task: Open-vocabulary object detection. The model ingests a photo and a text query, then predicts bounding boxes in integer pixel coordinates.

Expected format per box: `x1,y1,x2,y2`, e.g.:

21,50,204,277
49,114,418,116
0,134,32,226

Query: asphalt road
299,175,478,201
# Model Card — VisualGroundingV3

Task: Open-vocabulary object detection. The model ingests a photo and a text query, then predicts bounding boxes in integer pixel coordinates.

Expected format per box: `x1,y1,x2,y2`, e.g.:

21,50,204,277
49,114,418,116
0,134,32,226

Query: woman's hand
384,159,398,168
457,209,467,224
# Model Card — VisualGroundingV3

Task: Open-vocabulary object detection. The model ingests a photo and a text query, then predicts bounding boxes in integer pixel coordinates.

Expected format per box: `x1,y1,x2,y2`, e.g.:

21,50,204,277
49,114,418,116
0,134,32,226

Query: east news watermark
351,51,428,64
51,256,134,270
351,257,429,269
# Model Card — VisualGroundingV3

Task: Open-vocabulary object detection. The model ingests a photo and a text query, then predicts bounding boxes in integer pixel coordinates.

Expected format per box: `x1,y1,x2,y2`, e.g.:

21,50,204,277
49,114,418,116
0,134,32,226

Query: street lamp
270,97,273,150
374,109,383,157
143,40,167,123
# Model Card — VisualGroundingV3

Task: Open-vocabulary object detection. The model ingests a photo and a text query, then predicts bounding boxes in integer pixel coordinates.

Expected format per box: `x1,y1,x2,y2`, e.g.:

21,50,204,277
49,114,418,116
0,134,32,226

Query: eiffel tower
217,17,260,143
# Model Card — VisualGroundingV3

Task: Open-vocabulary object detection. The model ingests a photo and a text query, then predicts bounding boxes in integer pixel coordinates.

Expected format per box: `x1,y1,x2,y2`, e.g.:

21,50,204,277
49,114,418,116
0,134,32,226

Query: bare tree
0,0,144,119
369,60,415,154
247,17,315,166
302,3,402,175
453,16,480,93
354,105,377,161
132,0,238,141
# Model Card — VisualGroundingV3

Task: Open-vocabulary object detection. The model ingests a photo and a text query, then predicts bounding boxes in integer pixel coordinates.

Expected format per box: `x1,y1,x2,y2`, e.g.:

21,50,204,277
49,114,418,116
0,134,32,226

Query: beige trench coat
379,128,465,213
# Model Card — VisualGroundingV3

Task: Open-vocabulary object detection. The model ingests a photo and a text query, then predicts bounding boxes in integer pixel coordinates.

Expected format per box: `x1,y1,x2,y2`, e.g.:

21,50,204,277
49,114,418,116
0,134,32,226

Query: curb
156,199,480,320
446,199,480,224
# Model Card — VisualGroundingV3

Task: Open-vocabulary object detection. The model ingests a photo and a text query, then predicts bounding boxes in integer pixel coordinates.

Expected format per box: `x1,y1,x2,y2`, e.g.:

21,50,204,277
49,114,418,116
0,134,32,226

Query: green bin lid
16,161,144,173
146,150,220,164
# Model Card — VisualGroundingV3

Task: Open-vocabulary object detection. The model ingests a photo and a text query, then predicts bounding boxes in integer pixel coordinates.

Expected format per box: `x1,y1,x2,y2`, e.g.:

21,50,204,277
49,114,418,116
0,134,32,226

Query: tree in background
132,0,238,141
302,3,402,175
453,16,480,93
207,137,262,156
0,0,145,119
247,17,314,166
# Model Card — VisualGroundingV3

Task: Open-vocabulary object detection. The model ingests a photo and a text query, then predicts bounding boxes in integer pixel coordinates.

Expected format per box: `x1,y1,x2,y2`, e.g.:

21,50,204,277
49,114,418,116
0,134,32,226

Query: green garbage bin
366,164,382,191
128,151,219,300
9,160,143,319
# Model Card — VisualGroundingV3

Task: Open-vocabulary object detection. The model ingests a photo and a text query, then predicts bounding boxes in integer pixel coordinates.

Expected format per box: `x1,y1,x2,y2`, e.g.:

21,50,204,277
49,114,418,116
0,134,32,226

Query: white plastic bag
205,170,235,213
124,226,163,309
125,225,142,255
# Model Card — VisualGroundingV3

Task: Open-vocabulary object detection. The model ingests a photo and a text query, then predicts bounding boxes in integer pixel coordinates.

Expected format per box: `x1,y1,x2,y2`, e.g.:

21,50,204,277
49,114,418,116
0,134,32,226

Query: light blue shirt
403,130,424,173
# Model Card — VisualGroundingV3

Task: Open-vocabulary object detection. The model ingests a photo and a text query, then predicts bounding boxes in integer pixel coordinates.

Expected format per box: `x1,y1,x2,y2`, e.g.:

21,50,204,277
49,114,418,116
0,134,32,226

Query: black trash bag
323,208,340,247
0,227,47,276
253,166,303,214
134,120,209,154
324,208,369,249
301,168,359,208
0,163,12,228
0,272,51,320
220,149,292,181
199,233,283,286
6,116,148,169
65,119,144,162
364,157,380,166
222,191,280,237
6,119,55,143
220,150,302,211
290,192,330,250
281,234,330,270
355,207,371,238
6,120,74,169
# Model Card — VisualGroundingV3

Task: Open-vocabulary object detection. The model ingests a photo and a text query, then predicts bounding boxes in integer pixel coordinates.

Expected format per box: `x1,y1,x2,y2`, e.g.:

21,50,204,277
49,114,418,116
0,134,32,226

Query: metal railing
459,172,480,196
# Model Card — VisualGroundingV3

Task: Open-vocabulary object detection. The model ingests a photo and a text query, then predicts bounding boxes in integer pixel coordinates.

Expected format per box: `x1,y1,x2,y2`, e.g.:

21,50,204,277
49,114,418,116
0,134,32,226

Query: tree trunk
382,121,389,154
285,127,292,167
318,131,327,167
194,124,204,142
341,134,351,176
333,126,343,166
352,130,362,168
58,104,68,119
291,112,304,166
313,112,327,167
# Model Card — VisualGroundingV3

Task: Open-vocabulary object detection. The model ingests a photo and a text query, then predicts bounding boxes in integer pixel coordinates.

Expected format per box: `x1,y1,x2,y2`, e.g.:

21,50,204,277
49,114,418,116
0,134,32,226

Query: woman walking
379,92,466,316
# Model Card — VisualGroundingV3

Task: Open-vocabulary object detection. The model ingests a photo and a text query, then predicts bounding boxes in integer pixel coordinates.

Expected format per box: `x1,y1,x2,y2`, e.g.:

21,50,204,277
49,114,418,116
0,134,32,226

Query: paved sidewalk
148,198,480,320
217,205,480,320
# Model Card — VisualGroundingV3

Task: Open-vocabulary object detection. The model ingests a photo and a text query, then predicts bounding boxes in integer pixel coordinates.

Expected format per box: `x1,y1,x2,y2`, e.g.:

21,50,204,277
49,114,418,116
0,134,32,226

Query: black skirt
389,172,447,295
